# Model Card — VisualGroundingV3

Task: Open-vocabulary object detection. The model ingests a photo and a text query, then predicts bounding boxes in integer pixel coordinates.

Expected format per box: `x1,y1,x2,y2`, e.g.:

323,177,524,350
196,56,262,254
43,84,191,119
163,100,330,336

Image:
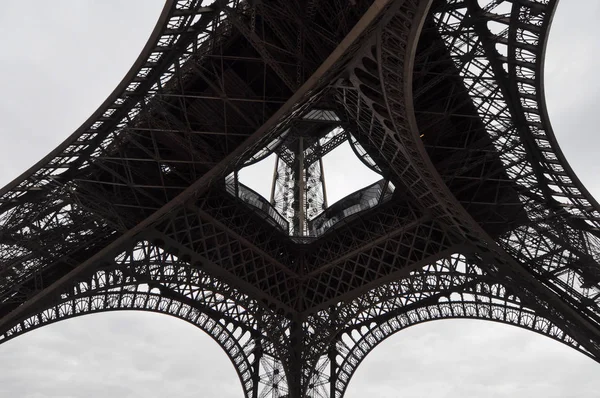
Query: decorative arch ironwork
0,0,599,397
330,253,595,398
0,239,268,398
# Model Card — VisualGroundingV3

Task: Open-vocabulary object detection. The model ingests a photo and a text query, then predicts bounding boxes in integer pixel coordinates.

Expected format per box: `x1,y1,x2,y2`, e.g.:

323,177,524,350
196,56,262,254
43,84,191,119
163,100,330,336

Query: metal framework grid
0,0,599,397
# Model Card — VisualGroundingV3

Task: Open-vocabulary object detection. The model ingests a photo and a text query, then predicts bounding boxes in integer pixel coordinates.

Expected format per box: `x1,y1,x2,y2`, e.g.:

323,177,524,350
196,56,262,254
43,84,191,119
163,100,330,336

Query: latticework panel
429,0,600,342
1,0,600,397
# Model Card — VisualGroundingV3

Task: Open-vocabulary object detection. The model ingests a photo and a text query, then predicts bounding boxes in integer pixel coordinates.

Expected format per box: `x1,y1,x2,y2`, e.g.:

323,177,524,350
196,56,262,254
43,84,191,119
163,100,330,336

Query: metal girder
0,0,388,337
2,0,600,397
429,0,600,351
223,3,298,91
0,239,266,398
149,201,299,312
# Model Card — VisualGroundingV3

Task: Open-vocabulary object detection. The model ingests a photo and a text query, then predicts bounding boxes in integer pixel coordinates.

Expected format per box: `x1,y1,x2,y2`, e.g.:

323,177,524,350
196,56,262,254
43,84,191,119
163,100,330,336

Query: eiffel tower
1,0,599,397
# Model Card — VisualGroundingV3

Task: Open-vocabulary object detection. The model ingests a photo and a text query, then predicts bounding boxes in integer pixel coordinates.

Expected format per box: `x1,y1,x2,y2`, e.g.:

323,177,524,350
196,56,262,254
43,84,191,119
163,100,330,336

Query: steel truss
1,0,599,397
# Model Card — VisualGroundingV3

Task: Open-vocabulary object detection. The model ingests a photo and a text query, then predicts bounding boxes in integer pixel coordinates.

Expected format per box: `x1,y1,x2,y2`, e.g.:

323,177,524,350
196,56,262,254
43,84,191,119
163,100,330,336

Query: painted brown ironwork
0,0,599,397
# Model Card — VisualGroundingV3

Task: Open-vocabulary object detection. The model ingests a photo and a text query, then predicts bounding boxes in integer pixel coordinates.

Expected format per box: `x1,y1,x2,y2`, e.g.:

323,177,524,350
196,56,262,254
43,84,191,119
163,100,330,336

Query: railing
226,175,289,233
226,174,395,239
308,179,394,237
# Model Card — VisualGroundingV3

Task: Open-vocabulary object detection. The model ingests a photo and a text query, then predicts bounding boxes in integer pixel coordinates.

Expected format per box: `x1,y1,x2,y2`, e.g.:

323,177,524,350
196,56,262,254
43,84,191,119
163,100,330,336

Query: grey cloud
0,1,599,397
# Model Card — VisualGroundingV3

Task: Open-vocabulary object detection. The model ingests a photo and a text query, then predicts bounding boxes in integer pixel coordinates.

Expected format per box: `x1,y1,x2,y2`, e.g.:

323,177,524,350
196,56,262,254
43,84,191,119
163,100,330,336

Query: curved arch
334,299,593,398
347,133,383,174
336,1,600,388
0,310,247,397
0,238,268,398
529,0,600,224
0,1,234,312
329,253,596,397
503,0,600,311
1,288,258,398
0,0,176,198
340,0,550,282
343,317,600,398
403,0,600,351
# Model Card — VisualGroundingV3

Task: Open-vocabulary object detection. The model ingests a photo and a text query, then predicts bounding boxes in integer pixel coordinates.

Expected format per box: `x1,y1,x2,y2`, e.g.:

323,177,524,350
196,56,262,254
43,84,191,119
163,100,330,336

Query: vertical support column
329,306,338,398
319,156,328,209
234,169,240,197
294,137,306,236
251,340,263,398
328,343,337,398
270,156,280,204
271,153,295,233
288,317,304,398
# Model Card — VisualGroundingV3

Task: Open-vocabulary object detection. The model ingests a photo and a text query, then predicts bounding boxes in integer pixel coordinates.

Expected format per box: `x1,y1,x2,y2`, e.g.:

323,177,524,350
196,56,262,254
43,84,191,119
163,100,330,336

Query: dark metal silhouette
0,0,598,397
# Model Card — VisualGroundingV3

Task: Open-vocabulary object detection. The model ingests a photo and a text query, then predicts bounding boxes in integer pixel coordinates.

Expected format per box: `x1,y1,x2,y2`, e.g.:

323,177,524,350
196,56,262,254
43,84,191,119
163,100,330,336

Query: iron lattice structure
0,0,599,396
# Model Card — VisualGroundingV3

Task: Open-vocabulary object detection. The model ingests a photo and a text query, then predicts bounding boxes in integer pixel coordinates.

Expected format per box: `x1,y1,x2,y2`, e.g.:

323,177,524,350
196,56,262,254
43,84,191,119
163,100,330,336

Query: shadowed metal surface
0,0,599,397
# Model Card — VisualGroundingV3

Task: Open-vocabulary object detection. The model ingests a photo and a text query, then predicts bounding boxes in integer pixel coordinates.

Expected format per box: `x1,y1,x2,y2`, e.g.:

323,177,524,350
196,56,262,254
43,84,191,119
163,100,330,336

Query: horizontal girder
1,0,600,397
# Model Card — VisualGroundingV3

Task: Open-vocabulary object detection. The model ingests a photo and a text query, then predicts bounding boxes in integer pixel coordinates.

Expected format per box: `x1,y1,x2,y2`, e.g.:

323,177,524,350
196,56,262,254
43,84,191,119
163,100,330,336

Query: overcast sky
0,1,599,397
